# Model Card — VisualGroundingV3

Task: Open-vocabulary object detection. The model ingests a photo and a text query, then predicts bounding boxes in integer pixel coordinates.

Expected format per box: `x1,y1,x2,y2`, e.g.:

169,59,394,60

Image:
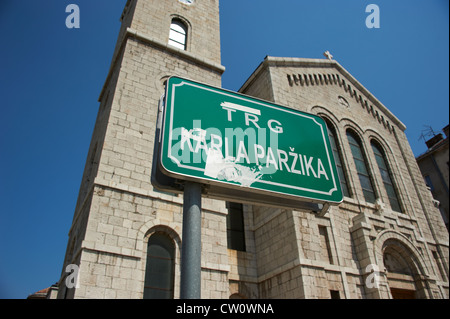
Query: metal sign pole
180,182,202,299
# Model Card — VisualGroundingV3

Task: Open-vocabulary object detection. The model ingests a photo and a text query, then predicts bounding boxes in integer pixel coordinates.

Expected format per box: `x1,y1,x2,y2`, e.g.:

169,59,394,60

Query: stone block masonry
57,1,448,299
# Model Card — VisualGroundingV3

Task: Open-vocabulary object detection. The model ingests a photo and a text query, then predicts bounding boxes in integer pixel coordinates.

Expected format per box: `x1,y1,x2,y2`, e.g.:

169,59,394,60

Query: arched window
169,19,187,50
325,120,350,197
346,130,376,203
144,233,175,299
371,141,402,212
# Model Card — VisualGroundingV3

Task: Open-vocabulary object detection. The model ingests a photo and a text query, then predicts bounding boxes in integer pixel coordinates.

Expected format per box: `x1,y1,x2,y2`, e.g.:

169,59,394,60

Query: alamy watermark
366,4,380,29
65,264,80,289
66,4,80,29
65,4,380,30
365,264,381,289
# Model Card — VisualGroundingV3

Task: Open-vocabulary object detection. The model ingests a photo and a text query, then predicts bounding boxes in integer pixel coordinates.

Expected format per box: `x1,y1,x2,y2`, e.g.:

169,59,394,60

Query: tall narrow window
169,19,187,50
371,142,402,212
347,131,376,203
330,290,341,299
226,202,246,251
319,226,334,264
325,121,350,197
144,233,175,299
424,175,434,191
432,250,447,282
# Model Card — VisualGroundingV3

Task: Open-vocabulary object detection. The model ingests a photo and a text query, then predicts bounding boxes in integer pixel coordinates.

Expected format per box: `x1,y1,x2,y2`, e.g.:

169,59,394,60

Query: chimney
443,125,449,138
426,133,443,149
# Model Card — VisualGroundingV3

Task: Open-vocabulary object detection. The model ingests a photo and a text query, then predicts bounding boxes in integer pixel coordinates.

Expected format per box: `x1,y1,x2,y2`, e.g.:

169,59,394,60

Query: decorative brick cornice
241,56,406,133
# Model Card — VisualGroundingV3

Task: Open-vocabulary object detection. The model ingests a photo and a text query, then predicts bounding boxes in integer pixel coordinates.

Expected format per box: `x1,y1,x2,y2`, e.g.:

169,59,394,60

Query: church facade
57,0,449,299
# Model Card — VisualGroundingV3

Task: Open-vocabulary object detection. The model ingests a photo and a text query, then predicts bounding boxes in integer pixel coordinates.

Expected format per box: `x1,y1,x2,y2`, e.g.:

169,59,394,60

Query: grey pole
180,182,202,299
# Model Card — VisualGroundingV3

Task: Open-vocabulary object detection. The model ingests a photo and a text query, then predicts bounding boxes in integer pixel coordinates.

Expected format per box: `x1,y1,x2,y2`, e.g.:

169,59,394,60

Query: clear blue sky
0,0,448,299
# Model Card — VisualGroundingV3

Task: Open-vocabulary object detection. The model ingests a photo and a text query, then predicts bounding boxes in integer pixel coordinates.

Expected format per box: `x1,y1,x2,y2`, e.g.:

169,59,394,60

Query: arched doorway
375,230,433,299
383,243,417,299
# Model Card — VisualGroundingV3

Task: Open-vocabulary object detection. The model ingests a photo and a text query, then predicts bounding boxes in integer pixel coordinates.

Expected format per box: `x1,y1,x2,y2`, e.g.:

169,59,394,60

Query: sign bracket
317,203,331,217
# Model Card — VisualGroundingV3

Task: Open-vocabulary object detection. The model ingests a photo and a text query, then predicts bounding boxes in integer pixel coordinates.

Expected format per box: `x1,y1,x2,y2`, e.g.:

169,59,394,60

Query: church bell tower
58,0,226,299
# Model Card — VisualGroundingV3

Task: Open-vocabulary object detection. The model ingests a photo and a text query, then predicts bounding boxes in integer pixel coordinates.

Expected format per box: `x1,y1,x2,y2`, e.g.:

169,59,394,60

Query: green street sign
159,77,343,204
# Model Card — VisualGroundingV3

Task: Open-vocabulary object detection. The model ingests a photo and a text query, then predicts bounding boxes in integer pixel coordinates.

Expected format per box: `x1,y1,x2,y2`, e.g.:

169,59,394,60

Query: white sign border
162,78,341,202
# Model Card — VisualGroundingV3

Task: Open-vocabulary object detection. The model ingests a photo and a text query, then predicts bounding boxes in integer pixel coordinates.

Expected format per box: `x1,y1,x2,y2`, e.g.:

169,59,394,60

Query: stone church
57,0,449,299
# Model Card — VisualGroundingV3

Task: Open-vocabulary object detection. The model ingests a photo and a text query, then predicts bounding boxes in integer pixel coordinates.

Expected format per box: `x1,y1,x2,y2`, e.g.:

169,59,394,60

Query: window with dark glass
144,233,175,299
424,175,434,191
226,202,246,251
325,121,350,197
371,142,402,212
330,290,341,299
346,131,376,203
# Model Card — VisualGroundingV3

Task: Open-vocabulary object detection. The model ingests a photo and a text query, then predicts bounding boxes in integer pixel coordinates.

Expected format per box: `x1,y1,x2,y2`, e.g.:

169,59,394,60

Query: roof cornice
240,56,406,132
